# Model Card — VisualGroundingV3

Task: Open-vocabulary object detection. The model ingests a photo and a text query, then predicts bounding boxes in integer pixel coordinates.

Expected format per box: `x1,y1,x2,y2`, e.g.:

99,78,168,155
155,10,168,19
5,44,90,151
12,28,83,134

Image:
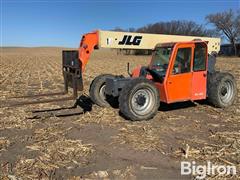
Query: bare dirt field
0,47,239,179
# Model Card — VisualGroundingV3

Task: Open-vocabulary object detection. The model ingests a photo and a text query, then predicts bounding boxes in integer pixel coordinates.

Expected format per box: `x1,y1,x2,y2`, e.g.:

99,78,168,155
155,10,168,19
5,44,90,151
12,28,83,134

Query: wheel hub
135,94,146,106
131,88,155,116
220,80,234,103
221,87,228,96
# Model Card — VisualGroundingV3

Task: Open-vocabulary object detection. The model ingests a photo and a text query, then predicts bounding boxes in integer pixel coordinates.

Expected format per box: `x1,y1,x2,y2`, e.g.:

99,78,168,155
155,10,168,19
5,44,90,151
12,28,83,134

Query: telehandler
3,30,237,120
80,30,237,120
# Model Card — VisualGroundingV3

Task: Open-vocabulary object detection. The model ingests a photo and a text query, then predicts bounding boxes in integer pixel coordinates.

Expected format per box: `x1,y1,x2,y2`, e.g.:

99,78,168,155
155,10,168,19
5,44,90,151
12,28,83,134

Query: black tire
119,78,160,121
207,72,237,108
89,74,114,107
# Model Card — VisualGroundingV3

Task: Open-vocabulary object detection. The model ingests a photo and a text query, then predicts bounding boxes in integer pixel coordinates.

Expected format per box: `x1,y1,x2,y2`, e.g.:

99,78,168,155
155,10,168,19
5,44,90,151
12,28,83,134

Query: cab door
191,43,207,100
166,44,194,103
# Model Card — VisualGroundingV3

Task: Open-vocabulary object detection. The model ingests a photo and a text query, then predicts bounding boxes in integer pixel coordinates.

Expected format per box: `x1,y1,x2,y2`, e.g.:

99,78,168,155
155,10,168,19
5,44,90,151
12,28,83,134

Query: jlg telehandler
3,30,237,120
78,31,237,120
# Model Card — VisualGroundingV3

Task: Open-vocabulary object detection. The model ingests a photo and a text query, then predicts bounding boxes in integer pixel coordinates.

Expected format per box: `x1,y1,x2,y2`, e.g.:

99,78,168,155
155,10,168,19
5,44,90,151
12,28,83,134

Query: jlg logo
118,35,142,45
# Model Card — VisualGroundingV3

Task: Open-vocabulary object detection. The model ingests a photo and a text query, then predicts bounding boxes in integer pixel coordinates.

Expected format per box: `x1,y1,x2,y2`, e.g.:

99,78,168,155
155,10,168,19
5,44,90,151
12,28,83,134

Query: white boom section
98,30,220,54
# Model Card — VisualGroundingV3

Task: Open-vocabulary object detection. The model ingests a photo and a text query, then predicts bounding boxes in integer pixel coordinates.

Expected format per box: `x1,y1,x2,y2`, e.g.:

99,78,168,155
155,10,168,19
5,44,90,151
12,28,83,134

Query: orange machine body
79,31,208,104
78,31,99,71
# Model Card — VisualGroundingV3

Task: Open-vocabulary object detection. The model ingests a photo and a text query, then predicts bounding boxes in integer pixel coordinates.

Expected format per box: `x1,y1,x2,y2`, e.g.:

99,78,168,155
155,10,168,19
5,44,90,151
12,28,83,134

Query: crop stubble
0,47,239,179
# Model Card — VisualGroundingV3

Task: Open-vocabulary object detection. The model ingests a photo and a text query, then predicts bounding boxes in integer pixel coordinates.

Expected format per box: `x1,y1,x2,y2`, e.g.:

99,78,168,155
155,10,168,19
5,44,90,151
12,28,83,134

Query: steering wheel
162,63,168,70
173,64,180,74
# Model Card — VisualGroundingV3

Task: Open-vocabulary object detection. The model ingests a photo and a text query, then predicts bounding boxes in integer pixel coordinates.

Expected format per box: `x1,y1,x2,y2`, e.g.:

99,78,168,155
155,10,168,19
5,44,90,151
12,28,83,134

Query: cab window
150,46,172,77
193,44,207,71
172,48,191,74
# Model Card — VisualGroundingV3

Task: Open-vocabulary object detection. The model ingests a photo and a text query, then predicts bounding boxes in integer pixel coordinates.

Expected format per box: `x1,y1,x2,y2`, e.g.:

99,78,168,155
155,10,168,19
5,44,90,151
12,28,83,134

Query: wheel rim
99,84,106,100
219,80,234,104
130,88,155,116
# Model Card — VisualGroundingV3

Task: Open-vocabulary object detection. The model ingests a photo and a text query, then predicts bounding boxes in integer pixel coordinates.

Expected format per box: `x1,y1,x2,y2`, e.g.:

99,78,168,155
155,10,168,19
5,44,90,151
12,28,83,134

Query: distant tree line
113,20,216,36
113,9,240,56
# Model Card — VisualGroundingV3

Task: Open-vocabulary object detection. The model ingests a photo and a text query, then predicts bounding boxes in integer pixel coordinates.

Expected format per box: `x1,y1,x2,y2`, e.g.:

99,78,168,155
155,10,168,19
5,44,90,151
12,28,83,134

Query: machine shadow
73,97,211,120
32,96,209,120
75,95,93,112
158,101,197,112
119,101,200,121
106,95,119,109
29,95,93,119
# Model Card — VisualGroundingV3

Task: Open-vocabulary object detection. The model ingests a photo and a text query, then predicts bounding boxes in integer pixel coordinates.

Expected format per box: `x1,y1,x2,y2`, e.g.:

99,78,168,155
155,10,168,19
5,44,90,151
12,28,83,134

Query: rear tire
207,72,237,108
89,74,114,107
119,78,160,121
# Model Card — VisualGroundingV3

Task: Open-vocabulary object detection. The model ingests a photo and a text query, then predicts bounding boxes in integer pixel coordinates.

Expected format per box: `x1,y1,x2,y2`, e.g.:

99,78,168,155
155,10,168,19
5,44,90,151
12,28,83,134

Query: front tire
119,78,160,121
207,72,237,108
89,74,114,107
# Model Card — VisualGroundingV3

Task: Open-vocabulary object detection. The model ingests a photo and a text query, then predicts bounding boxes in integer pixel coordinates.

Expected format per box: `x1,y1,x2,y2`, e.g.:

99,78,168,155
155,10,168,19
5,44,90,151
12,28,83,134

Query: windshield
150,46,172,76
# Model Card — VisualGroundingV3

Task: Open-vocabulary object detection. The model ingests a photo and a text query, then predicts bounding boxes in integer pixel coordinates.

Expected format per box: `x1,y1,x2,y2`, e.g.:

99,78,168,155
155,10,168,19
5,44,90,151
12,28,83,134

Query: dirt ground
0,47,239,179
